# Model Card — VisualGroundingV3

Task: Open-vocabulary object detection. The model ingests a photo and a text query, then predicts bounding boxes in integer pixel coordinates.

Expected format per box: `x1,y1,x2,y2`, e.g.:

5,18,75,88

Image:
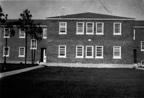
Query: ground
0,63,38,72
0,66,144,98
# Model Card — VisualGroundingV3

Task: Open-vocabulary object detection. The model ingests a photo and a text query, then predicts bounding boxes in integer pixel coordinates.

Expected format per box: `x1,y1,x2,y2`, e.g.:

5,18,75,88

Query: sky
0,0,144,20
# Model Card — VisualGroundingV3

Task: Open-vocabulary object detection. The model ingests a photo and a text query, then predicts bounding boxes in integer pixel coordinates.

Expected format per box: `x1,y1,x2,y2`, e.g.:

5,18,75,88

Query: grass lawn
0,63,38,72
0,67,144,98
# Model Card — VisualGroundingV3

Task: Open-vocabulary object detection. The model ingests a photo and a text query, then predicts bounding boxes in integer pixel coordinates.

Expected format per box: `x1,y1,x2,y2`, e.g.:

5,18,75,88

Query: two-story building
0,12,144,68
46,12,135,67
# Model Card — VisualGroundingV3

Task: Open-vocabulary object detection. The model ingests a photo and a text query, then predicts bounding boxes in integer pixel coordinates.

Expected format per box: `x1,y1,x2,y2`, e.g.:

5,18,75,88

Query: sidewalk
0,65,43,78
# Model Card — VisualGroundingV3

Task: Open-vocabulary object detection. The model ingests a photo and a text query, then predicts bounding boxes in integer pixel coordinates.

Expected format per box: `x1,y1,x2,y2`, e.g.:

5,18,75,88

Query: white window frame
30,39,37,50
59,22,67,34
19,28,25,38
113,46,121,59
3,46,10,57
86,22,94,35
133,29,135,40
85,46,93,58
19,47,25,57
113,22,121,35
4,28,10,38
141,60,144,66
76,45,84,58
95,46,103,59
141,41,144,51
58,45,66,58
76,22,84,35
43,28,47,39
96,22,104,35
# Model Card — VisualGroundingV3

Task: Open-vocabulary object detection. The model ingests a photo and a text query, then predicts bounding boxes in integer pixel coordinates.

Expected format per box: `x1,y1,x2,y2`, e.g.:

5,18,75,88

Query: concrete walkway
0,65,43,78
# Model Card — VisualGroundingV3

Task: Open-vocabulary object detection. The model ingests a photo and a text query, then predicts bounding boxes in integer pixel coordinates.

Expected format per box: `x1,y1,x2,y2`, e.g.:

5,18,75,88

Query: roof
47,12,135,20
3,19,47,25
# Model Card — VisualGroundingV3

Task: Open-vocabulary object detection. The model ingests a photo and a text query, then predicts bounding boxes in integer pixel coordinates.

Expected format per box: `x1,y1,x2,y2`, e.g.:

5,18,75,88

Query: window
43,28,47,39
4,28,10,38
3,47,10,57
19,28,25,38
59,22,67,34
96,22,104,35
95,46,103,58
76,22,84,35
76,45,84,58
141,41,144,51
113,46,121,59
86,22,94,35
86,46,93,58
19,47,25,57
114,23,121,35
31,39,37,49
58,45,66,58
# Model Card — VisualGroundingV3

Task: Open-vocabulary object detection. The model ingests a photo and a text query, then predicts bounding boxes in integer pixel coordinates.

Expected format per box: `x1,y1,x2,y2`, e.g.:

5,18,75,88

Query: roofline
46,18,135,20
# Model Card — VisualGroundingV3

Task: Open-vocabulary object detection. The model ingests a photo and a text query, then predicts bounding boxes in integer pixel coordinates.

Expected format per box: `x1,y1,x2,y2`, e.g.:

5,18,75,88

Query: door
133,49,137,63
40,48,46,63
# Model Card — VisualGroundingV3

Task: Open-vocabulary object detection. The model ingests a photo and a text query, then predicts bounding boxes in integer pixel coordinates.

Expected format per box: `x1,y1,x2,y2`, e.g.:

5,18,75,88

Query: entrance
40,48,46,63
133,49,137,63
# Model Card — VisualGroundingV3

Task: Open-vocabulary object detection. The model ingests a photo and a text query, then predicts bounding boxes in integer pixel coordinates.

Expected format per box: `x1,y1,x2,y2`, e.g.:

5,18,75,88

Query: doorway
40,48,46,63
133,49,137,63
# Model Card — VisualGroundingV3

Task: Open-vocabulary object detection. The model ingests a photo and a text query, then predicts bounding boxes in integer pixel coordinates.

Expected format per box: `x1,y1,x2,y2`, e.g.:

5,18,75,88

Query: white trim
4,28,10,38
47,18,135,20
58,45,66,58
85,46,93,58
113,46,121,59
134,26,144,28
86,22,94,35
59,22,67,34
113,22,122,35
3,46,10,57
95,46,103,59
43,28,47,39
76,45,84,58
141,41,144,51
19,47,25,57
96,22,104,35
19,28,25,38
133,29,135,40
76,22,84,35
30,39,37,50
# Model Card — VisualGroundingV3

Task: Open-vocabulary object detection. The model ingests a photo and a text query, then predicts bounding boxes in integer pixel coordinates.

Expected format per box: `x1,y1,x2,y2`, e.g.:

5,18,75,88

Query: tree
0,5,8,25
17,9,42,64
0,5,15,64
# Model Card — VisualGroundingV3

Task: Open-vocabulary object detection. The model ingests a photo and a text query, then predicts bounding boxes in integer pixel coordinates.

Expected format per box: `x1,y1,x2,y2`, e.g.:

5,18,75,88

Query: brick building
0,12,144,67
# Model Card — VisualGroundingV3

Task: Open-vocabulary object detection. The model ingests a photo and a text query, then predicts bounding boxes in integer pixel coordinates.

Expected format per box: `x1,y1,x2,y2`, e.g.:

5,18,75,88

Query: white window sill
58,56,66,58
113,57,121,59
95,57,103,59
4,37,10,38
113,33,122,35
141,49,144,51
19,56,25,57
76,33,84,35
75,56,84,58
85,56,93,59
96,33,104,35
86,33,94,35
3,55,9,57
19,37,25,38
43,37,47,39
59,32,67,35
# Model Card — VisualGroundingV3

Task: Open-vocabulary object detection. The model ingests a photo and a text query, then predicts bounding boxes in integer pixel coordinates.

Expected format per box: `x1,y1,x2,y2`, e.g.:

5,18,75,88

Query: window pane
76,46,83,57
86,46,93,57
59,22,67,34
115,23,120,33
4,28,10,38
59,45,66,57
31,39,37,49
113,46,121,58
43,28,47,38
142,42,144,50
97,23,102,33
20,28,25,38
77,23,84,33
87,23,93,33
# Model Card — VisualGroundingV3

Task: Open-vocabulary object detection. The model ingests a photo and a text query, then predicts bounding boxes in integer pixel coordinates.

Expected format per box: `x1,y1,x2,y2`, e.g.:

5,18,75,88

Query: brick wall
47,20,134,64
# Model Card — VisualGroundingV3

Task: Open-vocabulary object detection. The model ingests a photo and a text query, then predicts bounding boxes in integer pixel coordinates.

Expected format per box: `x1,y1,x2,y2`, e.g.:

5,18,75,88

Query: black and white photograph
0,0,144,97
